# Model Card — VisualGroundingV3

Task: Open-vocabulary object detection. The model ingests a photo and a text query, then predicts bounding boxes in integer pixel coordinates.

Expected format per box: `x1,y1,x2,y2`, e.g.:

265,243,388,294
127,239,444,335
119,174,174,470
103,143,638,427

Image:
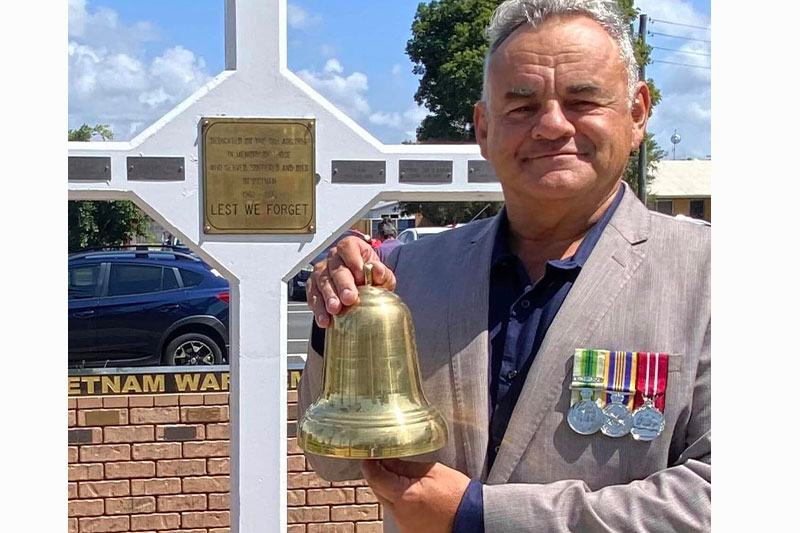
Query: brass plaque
202,118,316,234
467,160,499,183
399,160,453,183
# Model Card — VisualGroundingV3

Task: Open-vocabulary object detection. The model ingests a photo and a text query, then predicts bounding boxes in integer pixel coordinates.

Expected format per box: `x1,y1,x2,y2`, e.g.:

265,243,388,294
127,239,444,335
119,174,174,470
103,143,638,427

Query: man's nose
531,100,575,140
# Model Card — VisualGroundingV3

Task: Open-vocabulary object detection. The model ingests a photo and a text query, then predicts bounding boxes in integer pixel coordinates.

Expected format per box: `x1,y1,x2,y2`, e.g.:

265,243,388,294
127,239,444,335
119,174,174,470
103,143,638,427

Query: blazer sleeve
297,246,405,482
481,318,711,533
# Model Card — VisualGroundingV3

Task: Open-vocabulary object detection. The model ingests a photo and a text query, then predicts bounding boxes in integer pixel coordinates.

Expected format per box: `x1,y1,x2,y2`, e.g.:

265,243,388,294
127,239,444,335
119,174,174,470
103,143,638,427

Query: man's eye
569,100,598,108
509,106,534,115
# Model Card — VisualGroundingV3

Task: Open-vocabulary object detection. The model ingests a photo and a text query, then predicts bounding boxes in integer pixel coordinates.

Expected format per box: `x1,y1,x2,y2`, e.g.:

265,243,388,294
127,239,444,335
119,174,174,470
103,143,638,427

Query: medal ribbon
603,351,637,409
569,349,608,406
633,352,669,411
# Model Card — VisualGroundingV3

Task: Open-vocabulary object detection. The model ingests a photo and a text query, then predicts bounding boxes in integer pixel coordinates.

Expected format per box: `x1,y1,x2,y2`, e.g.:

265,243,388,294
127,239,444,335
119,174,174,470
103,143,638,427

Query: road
287,300,314,366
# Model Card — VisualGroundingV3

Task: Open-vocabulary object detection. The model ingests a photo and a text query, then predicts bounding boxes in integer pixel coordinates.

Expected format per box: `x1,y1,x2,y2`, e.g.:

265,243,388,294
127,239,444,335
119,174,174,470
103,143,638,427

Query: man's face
474,15,649,202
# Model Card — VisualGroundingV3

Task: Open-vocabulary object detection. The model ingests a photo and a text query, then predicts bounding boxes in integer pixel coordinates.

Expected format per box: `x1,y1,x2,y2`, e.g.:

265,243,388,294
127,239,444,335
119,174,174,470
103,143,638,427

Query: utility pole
637,13,648,204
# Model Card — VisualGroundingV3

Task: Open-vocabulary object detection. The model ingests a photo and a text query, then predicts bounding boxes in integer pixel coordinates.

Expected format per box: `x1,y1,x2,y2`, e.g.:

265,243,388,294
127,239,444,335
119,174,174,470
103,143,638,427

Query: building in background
649,159,711,223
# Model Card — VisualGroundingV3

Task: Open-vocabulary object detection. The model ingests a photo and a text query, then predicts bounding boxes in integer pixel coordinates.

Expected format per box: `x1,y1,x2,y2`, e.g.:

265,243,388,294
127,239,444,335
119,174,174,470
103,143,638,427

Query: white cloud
297,59,371,118
368,105,428,141
288,3,321,30
68,1,211,140
320,44,336,58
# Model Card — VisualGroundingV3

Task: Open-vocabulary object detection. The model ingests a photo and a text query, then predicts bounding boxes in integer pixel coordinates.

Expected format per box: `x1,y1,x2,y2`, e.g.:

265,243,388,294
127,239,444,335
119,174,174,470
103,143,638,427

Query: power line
653,60,711,70
649,31,712,44
649,18,710,31
652,46,711,57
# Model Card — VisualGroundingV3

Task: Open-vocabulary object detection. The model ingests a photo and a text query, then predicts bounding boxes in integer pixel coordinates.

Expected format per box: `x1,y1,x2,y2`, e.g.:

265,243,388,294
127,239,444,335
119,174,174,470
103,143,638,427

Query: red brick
287,403,299,420
129,396,155,407
105,496,156,515
70,427,103,444
182,476,229,493
130,513,181,531
156,424,205,441
69,499,104,517
287,390,298,402
288,455,306,472
183,441,229,458
209,529,231,533
78,516,129,533
105,461,156,479
355,487,378,504
104,425,154,443
130,407,180,424
80,444,131,462
307,488,354,505
77,397,103,409
208,493,228,510
69,482,78,499
79,409,128,426
332,479,368,487
69,463,103,481
287,438,304,455
79,480,129,498
288,507,330,523
287,526,306,533
355,523,383,533
287,490,305,506
69,517,78,533
204,393,229,405
157,494,207,512
181,511,230,528
207,458,229,475
132,443,182,460
205,423,230,440
69,397,78,409
131,478,181,496
181,406,228,423
308,524,354,533
157,459,206,477
152,394,178,406
103,397,128,408
288,472,331,489
331,504,379,521
69,411,77,427
69,446,79,463
179,394,205,406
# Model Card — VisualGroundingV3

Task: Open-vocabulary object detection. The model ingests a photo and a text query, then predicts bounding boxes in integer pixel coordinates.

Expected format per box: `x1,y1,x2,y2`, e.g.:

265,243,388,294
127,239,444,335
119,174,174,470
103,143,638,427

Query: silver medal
601,393,633,437
630,399,665,441
567,388,604,435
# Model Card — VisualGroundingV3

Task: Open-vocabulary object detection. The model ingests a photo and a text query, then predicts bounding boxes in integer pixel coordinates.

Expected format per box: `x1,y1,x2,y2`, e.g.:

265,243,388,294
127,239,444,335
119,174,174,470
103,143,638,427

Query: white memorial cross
67,1,502,530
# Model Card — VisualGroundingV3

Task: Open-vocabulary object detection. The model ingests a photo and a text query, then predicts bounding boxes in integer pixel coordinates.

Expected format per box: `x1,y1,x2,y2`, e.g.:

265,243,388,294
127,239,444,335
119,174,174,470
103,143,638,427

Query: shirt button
521,299,531,309
507,369,518,380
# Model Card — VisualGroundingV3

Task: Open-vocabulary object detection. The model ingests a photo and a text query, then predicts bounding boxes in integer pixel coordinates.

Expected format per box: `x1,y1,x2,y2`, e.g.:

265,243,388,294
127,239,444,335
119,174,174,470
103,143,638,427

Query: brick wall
68,386,385,533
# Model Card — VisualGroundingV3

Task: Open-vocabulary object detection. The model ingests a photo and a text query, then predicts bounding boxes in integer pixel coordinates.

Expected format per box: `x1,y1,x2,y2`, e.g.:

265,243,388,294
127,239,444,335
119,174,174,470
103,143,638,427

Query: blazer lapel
487,186,651,484
446,214,503,480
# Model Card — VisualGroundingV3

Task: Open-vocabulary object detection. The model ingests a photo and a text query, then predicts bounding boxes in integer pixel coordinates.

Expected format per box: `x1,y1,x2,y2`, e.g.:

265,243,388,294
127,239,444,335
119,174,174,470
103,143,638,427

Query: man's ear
630,82,651,149
474,101,490,160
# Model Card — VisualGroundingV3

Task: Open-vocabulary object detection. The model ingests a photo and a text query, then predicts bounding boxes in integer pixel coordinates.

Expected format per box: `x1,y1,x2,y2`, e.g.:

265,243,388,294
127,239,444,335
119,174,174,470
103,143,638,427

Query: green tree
404,0,665,196
400,201,503,226
68,124,152,252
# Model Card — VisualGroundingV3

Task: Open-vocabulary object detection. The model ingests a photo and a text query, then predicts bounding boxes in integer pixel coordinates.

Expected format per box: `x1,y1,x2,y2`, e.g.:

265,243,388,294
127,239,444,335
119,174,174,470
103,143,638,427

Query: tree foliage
68,125,152,252
404,0,665,198
400,201,504,226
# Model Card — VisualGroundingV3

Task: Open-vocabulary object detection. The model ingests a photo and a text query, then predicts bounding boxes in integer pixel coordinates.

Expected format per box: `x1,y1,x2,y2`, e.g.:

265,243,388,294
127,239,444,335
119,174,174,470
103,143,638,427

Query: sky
68,0,711,159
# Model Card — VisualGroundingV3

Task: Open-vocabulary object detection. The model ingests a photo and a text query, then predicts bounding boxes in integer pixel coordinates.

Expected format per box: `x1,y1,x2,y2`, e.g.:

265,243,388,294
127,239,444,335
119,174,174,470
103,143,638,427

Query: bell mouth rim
298,439,447,460
300,404,444,427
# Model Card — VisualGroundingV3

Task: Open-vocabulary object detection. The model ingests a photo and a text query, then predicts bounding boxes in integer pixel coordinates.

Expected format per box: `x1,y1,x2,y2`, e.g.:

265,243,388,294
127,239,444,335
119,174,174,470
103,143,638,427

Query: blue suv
68,246,229,368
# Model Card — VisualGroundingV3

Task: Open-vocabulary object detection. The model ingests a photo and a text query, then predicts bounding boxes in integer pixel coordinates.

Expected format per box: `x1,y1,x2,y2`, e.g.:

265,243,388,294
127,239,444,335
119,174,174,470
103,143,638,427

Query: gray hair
482,0,639,105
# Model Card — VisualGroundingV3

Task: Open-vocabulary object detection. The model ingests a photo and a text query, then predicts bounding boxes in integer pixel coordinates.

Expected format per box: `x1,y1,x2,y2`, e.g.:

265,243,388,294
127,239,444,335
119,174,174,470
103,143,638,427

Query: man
376,219,402,262
298,1,710,532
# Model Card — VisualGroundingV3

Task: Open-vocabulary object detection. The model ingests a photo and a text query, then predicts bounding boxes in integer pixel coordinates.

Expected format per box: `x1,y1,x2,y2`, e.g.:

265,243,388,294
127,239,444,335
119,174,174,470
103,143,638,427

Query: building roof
649,160,711,198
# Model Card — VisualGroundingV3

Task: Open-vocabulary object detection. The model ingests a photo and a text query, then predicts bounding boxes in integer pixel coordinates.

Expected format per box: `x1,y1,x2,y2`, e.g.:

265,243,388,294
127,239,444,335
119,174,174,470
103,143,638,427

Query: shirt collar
491,183,625,270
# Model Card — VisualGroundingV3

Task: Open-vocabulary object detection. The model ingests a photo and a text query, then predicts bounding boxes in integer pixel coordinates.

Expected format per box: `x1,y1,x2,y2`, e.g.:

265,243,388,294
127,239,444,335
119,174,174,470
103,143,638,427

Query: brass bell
298,264,448,458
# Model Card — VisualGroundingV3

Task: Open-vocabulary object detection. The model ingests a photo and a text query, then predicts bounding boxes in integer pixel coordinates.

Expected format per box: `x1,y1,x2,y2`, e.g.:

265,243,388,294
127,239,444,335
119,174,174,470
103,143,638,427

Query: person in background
376,220,402,262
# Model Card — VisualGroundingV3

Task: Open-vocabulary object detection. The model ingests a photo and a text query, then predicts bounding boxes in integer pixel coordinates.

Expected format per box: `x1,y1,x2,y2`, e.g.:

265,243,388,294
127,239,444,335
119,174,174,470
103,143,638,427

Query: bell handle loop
364,262,373,286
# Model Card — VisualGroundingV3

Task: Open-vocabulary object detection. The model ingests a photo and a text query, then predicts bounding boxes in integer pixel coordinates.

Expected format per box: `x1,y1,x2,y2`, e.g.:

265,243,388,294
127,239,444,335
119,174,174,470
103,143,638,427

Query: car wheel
164,333,223,366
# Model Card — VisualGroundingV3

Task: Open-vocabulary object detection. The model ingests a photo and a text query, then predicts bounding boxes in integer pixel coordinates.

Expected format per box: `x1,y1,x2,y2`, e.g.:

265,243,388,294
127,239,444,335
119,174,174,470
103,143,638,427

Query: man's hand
361,459,471,533
307,236,396,328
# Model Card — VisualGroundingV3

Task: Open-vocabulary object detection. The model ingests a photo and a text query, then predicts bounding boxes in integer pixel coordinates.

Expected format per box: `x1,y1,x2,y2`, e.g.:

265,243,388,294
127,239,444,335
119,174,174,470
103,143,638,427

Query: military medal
600,351,637,438
567,349,608,435
631,352,669,441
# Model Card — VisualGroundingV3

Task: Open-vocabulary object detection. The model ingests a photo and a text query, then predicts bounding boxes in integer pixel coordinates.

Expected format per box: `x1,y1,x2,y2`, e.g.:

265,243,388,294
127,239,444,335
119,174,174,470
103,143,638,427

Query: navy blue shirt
452,185,624,533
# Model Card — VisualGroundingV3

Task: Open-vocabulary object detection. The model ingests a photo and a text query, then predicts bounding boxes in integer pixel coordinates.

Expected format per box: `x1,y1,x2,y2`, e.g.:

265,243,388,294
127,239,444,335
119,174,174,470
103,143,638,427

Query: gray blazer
298,186,711,532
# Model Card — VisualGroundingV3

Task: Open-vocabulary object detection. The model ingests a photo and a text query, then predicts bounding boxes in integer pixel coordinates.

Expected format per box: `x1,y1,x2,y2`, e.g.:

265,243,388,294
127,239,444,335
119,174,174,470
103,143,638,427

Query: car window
69,265,100,299
108,265,163,296
163,268,180,290
179,269,205,288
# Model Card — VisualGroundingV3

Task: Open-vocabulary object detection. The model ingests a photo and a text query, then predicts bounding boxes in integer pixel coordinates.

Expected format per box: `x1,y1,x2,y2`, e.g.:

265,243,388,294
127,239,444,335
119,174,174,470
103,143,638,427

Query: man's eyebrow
504,87,537,100
566,83,607,96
